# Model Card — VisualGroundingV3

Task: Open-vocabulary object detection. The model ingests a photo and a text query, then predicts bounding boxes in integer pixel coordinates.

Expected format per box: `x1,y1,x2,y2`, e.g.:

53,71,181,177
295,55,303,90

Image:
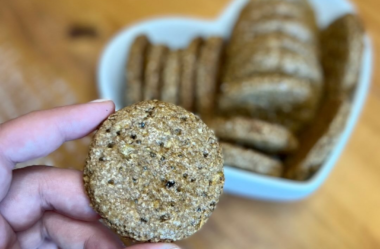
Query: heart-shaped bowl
97,0,373,201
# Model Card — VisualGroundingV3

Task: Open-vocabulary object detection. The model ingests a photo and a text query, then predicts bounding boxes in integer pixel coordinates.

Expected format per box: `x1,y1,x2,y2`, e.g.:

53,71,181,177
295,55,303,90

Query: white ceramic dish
97,0,373,201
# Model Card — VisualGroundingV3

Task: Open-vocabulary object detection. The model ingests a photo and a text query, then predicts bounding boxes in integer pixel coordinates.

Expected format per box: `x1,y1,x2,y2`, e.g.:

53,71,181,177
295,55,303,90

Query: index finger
0,100,115,167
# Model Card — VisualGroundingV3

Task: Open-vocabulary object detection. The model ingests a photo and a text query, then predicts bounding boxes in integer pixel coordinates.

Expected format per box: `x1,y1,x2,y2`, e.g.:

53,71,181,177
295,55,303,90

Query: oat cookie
221,142,283,177
126,35,150,105
218,97,320,133
180,38,202,111
239,1,316,28
321,14,364,97
161,50,181,104
144,45,168,100
284,98,351,180
225,48,322,84
230,17,318,49
226,33,318,67
219,74,314,112
208,116,298,153
84,100,224,242
195,37,224,118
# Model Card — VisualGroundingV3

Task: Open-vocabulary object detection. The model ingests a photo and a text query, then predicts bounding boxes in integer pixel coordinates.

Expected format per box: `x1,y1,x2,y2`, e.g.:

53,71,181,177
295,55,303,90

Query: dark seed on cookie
166,180,175,188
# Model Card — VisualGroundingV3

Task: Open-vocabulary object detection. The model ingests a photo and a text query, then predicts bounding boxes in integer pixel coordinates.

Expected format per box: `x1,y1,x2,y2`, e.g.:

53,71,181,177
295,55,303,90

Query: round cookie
218,96,320,133
125,35,150,105
240,1,316,26
144,45,168,101
230,17,318,49
161,50,181,104
221,142,283,177
195,37,224,118
225,33,319,68
208,116,299,154
84,100,224,242
219,74,314,112
321,14,364,97
225,48,323,84
285,98,350,180
180,38,202,111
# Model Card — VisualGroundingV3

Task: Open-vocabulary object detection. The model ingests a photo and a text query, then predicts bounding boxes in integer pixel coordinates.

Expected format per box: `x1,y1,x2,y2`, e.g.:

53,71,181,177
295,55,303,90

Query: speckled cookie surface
84,100,224,242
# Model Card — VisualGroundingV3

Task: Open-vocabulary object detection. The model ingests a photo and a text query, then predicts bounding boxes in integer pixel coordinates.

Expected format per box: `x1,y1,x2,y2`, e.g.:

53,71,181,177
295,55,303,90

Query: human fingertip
90,99,113,103
125,243,181,249
88,98,115,114
158,244,181,249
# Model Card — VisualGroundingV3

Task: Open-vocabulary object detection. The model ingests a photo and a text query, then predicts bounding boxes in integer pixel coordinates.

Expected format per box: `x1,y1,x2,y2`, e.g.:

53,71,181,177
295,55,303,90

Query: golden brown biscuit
143,45,168,100
230,17,318,48
284,98,351,180
221,142,283,177
180,38,202,111
218,106,315,133
225,48,323,84
195,37,224,118
208,116,298,153
284,15,363,181
239,1,316,28
225,33,319,68
125,35,150,105
84,100,224,242
218,86,321,134
219,74,314,113
321,14,364,97
161,50,181,104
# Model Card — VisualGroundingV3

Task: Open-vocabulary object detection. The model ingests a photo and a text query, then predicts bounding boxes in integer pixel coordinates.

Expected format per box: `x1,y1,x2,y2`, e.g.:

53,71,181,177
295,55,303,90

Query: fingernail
90,99,112,103
159,244,180,249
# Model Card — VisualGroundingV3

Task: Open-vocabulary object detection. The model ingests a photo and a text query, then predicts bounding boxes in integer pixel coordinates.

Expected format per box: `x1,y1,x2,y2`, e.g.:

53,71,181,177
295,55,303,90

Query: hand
0,100,180,249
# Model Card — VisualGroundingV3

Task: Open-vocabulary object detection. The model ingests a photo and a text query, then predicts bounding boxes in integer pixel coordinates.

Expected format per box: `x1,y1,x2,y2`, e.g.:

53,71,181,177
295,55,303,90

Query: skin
0,100,180,249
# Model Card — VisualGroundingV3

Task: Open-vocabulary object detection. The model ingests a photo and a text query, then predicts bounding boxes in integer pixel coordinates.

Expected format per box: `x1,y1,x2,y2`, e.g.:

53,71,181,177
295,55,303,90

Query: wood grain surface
0,0,379,248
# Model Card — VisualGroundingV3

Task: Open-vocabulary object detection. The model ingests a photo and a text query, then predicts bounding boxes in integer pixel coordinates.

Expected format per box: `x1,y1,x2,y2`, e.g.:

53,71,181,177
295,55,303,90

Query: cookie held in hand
84,100,224,242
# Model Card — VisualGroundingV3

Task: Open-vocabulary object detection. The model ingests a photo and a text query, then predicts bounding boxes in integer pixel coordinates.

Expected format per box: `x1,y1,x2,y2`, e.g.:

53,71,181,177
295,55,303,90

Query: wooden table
1,0,379,248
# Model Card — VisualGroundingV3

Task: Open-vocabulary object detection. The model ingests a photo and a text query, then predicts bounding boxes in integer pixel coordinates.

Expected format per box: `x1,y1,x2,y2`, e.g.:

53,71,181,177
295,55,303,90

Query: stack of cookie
124,0,364,181
219,0,322,132
212,0,322,177
125,35,224,118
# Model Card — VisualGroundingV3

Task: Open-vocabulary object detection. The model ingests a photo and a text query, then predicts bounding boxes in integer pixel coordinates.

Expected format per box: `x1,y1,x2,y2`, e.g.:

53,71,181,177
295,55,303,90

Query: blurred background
0,0,379,248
